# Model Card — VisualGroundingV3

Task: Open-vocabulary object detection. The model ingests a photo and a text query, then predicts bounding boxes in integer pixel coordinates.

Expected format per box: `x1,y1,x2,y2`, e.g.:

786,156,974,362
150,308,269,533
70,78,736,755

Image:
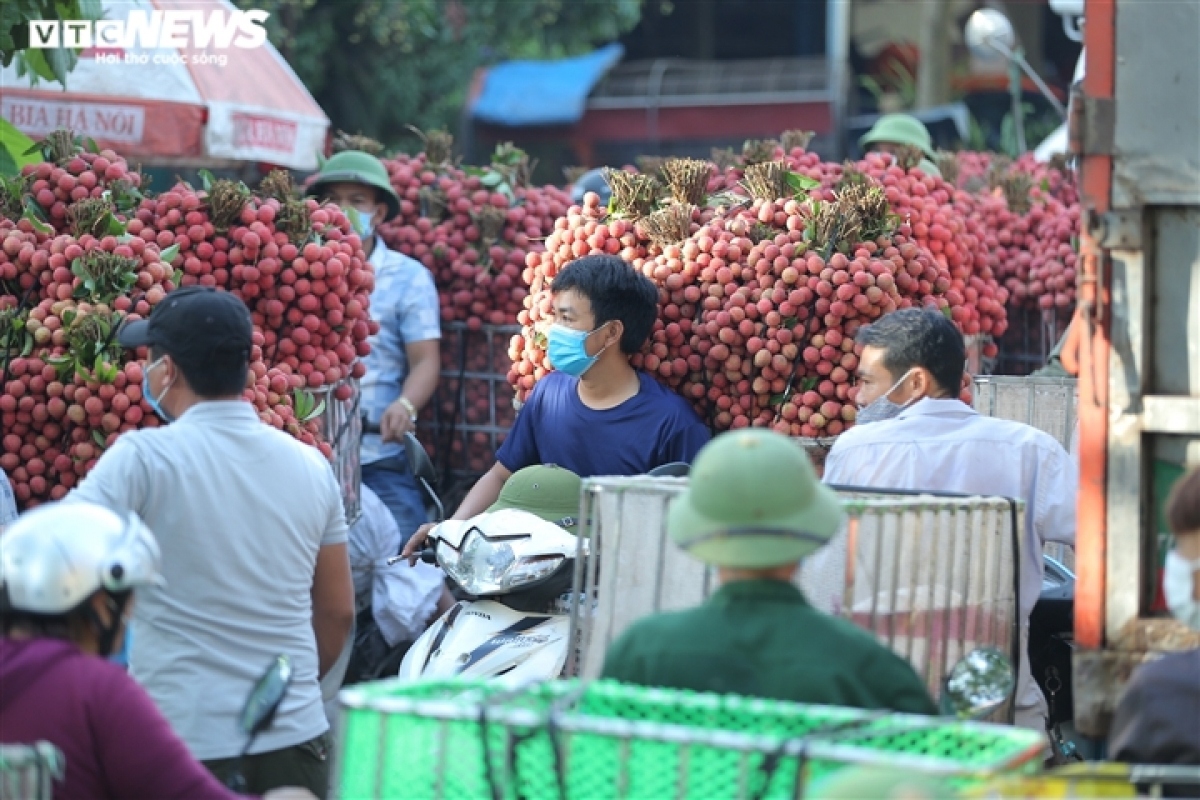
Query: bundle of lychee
509,149,985,440
1,211,176,508
374,135,570,328
936,151,1080,321
2,132,375,510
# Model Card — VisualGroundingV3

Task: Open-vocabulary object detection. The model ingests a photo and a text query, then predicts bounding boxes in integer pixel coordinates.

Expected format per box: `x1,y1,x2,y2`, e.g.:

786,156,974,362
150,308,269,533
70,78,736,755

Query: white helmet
0,503,164,614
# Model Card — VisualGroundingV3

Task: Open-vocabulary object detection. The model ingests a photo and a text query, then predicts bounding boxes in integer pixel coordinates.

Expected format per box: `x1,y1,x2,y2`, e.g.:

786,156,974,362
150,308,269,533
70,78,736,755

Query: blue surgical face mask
547,323,609,378
855,368,917,425
1164,551,1200,631
350,206,375,240
143,356,176,423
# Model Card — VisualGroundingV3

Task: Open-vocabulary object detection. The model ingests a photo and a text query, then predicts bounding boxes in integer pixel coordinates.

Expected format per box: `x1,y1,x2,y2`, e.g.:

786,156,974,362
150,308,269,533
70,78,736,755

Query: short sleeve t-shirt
496,371,711,477
68,401,347,761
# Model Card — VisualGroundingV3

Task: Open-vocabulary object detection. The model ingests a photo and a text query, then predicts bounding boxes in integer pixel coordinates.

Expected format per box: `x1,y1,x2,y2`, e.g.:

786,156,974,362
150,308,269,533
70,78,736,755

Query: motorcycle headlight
441,529,565,596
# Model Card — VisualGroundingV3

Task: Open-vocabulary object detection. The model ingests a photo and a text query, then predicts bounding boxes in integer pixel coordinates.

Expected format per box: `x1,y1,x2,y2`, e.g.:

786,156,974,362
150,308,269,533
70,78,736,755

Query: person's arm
312,465,354,678
312,542,355,678
866,649,938,715
381,266,442,442
1035,443,1078,547
1109,671,1153,763
402,377,548,560
381,339,440,443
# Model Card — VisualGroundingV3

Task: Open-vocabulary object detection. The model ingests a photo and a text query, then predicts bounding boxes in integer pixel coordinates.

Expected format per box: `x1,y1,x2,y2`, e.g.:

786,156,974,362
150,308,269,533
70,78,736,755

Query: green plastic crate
336,679,1045,800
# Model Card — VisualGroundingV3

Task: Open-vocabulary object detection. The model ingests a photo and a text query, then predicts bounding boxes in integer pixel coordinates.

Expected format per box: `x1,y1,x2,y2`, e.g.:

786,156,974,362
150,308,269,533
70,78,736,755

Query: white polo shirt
70,401,348,760
823,398,1077,722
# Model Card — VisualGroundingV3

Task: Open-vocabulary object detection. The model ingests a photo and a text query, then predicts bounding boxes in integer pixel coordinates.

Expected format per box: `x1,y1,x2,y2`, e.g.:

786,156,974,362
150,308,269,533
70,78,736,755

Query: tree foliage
1,0,103,84
233,0,646,153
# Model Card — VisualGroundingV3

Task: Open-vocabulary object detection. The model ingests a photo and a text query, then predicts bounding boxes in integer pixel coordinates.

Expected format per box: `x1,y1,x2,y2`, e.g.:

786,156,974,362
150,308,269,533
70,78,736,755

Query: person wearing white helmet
0,502,312,800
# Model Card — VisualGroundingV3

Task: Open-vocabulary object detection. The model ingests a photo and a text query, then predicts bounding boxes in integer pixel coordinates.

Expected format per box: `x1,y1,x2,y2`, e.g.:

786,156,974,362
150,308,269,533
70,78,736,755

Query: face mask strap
87,592,131,658
148,357,176,409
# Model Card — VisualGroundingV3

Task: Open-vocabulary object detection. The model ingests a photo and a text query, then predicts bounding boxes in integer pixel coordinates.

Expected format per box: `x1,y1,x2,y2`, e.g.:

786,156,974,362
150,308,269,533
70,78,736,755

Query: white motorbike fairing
397,599,570,681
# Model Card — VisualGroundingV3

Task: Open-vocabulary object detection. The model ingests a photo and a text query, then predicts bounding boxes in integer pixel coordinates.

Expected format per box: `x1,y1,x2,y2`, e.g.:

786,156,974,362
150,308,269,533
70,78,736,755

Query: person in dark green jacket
600,428,938,715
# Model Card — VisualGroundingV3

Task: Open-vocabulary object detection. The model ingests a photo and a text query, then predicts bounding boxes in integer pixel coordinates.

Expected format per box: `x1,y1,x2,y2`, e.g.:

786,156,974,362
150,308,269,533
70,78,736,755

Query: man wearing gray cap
69,287,354,798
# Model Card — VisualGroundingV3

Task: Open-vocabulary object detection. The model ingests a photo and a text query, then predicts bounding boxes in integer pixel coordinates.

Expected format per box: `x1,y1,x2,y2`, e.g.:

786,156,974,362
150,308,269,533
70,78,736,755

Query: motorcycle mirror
647,462,690,478
965,8,1017,62
239,655,293,737
404,432,437,485
940,647,1014,719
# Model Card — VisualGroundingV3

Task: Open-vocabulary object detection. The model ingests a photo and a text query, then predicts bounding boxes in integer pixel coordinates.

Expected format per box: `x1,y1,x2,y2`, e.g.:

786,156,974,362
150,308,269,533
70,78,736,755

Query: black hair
0,587,131,657
1166,467,1200,536
855,308,965,395
151,344,249,397
551,255,659,354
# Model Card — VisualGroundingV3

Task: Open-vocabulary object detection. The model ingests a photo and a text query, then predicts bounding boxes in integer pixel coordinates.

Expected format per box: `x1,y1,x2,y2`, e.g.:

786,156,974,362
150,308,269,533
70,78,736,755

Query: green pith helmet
667,429,844,568
860,113,938,160
305,150,400,222
488,465,583,534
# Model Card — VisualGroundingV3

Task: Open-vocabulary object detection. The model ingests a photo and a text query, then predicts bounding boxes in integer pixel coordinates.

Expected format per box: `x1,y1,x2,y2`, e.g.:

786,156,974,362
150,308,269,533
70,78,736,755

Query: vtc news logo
29,10,270,50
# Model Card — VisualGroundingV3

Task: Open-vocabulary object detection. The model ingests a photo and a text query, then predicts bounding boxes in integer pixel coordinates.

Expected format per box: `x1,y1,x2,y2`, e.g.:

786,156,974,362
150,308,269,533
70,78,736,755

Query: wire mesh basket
316,378,362,526
0,743,64,800
336,679,1046,800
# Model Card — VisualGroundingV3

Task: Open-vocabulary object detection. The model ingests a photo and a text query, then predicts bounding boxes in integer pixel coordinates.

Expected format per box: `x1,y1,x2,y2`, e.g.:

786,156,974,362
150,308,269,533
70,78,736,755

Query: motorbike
396,443,692,681
1031,552,1079,762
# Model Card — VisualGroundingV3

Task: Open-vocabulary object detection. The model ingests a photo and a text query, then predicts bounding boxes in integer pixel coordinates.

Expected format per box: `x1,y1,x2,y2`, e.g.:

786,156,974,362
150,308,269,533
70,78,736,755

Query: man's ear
599,320,624,351
911,367,938,398
372,204,388,226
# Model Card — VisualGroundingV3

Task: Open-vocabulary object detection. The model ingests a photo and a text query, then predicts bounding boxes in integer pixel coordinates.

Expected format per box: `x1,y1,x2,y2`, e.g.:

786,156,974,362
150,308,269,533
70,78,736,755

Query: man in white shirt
823,308,1077,734
70,287,354,798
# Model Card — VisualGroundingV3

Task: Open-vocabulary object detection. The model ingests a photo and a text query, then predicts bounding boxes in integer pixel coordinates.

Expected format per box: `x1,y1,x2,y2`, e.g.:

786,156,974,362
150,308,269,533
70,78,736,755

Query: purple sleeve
91,666,254,800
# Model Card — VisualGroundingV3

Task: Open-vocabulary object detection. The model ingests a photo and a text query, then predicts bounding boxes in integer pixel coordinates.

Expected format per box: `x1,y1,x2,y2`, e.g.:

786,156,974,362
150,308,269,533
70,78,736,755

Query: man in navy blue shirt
403,255,711,560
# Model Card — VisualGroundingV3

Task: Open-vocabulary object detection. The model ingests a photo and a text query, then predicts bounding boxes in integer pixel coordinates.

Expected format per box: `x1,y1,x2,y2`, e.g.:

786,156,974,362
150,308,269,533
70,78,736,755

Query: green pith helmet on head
488,465,583,534
305,150,400,222
668,429,843,568
860,113,938,161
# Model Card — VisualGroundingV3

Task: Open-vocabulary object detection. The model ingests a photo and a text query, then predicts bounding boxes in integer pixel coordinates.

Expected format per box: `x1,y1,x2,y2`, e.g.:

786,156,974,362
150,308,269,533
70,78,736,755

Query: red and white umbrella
1,0,328,170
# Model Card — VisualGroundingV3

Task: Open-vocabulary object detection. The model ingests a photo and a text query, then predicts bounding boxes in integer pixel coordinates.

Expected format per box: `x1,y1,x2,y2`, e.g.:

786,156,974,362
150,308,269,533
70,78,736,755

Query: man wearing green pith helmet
601,428,936,714
306,151,441,544
860,113,944,180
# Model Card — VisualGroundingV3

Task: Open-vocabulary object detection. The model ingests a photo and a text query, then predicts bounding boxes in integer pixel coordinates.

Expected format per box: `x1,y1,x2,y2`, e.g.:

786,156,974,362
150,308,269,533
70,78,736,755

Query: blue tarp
470,43,624,127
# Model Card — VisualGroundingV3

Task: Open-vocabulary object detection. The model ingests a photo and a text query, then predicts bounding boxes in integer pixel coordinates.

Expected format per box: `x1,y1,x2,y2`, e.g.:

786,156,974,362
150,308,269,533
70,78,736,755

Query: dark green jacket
600,580,937,715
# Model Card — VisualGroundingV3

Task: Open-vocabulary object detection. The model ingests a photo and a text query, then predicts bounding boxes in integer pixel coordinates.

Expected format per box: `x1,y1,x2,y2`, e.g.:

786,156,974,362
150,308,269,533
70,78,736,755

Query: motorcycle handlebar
386,547,438,567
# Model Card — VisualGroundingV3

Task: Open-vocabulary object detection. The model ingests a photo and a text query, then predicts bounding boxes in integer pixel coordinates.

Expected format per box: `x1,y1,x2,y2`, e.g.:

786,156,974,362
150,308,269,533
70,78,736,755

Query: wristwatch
396,396,417,419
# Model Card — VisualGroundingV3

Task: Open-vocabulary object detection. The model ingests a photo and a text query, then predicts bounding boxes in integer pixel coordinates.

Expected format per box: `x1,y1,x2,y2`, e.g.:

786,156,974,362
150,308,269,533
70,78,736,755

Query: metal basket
972,375,1077,568
0,743,64,800
416,323,521,476
316,378,362,526
336,678,1045,800
567,478,1021,723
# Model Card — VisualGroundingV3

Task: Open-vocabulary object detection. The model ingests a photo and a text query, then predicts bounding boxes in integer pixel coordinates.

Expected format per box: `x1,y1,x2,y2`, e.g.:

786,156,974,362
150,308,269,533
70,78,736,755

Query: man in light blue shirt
307,152,442,544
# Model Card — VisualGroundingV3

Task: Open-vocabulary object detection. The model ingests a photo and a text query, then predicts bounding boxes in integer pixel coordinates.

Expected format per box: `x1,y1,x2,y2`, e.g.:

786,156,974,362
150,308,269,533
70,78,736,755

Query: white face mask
1164,550,1200,630
855,368,918,425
